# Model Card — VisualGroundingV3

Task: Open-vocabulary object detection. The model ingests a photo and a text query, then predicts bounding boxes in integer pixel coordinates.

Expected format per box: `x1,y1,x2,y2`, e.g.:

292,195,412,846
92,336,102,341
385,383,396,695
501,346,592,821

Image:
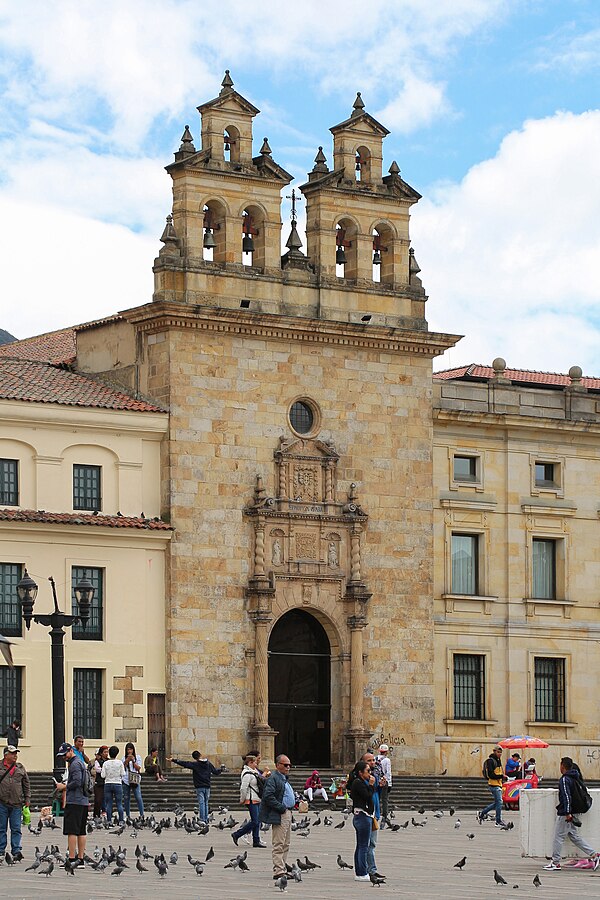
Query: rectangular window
534,657,565,722
535,462,556,487
71,567,103,641
453,455,477,482
451,534,479,595
0,459,18,505
532,539,556,599
0,667,22,733
453,654,485,719
73,464,102,511
0,563,23,637
73,668,102,738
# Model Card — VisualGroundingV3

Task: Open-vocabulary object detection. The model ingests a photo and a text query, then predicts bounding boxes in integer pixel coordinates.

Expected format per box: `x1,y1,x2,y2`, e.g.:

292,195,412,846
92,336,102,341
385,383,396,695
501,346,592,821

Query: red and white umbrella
498,735,549,750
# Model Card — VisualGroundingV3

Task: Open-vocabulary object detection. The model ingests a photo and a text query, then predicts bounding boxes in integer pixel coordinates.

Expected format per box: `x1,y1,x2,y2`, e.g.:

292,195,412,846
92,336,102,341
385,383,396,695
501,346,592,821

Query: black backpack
569,776,593,814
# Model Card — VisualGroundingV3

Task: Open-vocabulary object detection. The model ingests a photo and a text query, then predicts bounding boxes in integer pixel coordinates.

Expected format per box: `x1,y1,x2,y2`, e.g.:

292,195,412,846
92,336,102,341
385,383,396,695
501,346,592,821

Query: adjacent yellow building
1,74,598,775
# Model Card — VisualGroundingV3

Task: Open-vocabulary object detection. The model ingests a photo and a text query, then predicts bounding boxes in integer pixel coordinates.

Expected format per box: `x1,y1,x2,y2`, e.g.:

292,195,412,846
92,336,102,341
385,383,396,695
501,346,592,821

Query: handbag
129,771,142,786
372,816,379,830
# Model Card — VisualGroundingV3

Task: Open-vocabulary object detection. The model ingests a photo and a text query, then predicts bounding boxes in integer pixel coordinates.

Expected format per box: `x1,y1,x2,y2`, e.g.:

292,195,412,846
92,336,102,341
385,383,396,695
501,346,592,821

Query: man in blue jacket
167,750,223,823
57,741,88,869
259,753,295,880
544,757,599,871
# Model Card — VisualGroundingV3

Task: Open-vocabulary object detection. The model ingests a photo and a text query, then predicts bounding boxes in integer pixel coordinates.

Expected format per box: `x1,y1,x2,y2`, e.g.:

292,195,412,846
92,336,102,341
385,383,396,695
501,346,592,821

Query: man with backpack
544,757,599,871
56,741,89,868
478,746,507,826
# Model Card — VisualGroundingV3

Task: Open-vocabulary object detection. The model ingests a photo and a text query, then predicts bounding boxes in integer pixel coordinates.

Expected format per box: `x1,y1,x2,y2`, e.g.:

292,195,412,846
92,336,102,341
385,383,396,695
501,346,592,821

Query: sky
0,0,599,374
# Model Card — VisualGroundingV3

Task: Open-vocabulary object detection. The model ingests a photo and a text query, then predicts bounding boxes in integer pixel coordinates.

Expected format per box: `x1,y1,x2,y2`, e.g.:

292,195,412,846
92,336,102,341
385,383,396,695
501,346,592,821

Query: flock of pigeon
0,800,552,892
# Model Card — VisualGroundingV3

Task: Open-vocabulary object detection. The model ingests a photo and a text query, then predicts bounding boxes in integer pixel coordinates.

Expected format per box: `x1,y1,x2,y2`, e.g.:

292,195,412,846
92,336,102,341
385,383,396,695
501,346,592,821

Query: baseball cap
379,744,389,752
493,746,503,751
4,745,19,753
56,742,73,756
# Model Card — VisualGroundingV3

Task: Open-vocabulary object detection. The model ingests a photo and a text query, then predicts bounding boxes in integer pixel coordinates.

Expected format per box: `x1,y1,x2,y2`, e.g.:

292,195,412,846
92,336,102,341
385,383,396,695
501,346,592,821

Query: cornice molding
122,302,459,357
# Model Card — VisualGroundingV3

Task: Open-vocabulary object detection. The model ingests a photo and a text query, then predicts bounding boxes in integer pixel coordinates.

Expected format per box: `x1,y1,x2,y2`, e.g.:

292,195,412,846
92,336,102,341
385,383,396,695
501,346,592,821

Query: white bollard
520,788,600,858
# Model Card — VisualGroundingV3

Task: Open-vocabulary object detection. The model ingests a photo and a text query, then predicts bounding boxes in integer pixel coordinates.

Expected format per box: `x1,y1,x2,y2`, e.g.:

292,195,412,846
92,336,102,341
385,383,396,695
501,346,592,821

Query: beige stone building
1,74,599,775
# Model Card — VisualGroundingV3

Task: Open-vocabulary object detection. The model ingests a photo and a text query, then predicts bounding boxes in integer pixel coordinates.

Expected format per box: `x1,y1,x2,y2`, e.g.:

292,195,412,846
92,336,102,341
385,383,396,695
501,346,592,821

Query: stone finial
160,215,178,245
312,146,329,174
178,125,196,154
492,357,507,376
220,69,234,93
569,365,583,384
409,247,421,278
260,137,272,156
388,161,400,175
351,91,365,118
285,222,303,252
254,475,266,505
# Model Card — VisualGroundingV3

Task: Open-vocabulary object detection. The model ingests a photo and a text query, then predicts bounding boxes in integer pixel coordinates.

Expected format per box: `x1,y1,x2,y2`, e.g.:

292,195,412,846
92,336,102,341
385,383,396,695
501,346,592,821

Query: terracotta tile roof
0,327,77,365
434,364,600,391
0,508,172,531
0,357,166,412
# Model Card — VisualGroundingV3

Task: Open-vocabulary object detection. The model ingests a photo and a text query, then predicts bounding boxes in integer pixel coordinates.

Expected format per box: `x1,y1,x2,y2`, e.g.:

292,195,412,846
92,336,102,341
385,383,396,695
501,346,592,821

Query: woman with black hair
350,760,374,881
122,742,144,818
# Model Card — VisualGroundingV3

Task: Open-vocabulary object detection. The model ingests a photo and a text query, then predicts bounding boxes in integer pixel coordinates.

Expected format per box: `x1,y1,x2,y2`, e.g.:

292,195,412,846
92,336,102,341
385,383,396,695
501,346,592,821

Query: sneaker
241,834,251,845
477,812,484,824
494,822,507,828
253,841,267,848
232,834,239,847
354,874,370,881
593,857,600,872
543,862,561,870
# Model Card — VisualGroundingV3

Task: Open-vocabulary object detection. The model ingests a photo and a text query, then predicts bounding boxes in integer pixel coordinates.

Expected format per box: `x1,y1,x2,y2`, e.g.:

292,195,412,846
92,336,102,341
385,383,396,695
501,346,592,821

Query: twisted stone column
350,525,362,582
253,612,271,728
254,524,266,578
348,616,366,731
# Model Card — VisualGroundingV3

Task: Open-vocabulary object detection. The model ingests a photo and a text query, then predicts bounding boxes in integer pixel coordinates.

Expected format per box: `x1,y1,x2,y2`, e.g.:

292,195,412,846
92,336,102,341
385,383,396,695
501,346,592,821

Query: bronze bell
336,245,346,265
203,228,216,250
242,233,254,254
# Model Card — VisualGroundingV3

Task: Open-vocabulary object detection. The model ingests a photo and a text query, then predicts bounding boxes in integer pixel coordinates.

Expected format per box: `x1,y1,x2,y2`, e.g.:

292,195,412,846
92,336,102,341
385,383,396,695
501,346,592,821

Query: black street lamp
16,569,94,779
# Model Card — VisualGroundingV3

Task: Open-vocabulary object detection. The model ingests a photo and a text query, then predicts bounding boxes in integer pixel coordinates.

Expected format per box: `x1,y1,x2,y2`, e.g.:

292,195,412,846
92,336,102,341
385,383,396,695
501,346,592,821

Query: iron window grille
290,401,314,435
73,464,102,511
73,668,103,738
0,667,22,733
0,563,23,636
453,654,485,719
71,566,103,640
0,459,18,505
534,657,565,722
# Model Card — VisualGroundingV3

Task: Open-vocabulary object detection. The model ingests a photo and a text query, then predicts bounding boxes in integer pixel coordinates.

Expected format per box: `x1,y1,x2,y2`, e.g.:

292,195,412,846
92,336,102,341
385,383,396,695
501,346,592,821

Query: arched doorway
268,609,331,766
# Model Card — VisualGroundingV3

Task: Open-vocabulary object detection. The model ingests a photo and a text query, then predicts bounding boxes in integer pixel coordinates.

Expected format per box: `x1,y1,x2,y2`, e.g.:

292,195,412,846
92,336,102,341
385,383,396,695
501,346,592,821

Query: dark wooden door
147,693,166,767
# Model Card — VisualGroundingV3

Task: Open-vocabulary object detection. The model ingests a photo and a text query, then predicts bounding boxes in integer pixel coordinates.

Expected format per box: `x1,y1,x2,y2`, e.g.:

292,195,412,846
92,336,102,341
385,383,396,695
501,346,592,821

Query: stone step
26,771,591,813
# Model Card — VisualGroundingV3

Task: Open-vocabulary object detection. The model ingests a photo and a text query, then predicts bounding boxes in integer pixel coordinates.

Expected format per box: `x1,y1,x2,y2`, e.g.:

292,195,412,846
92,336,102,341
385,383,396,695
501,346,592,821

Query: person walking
56,741,88,868
350,759,374,882
231,753,266,848
93,746,109,818
478,746,506,826
259,753,295,880
361,751,385,881
122,742,144,818
167,750,223,822
544,757,599,871
375,744,392,823
0,745,30,860
101,746,125,824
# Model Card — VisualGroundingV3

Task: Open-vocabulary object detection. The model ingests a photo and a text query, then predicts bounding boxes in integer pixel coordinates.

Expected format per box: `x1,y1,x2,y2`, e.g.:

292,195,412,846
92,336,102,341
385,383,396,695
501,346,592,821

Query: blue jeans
196,787,210,822
124,782,144,817
367,821,378,874
232,802,260,845
353,812,372,876
481,785,502,823
0,802,22,854
103,783,124,823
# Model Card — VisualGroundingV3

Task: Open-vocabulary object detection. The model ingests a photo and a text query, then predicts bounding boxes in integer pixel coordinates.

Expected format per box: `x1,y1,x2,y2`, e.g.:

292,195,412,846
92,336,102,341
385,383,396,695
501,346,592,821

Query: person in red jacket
303,770,328,802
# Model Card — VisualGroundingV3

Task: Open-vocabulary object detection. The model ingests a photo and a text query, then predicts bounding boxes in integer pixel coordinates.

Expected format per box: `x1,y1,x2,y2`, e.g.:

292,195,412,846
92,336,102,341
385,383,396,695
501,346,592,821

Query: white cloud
412,110,600,375
0,197,156,339
533,26,600,73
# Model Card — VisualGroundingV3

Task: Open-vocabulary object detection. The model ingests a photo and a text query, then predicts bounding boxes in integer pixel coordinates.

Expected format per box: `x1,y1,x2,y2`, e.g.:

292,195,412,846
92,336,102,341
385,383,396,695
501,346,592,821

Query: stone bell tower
121,74,460,773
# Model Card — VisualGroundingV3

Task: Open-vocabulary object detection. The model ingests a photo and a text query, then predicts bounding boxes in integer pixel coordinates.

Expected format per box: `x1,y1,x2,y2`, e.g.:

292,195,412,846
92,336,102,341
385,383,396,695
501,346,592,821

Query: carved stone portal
245,436,372,766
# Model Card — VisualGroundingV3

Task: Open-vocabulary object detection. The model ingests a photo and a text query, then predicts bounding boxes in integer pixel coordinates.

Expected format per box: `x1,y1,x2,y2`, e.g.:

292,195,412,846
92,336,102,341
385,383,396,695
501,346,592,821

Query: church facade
1,74,599,774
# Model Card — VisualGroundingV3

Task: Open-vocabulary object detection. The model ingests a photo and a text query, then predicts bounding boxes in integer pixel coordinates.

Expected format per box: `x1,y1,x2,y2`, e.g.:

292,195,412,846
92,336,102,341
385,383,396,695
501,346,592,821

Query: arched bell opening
372,222,394,284
335,217,358,280
202,199,227,263
268,609,332,767
355,145,372,183
224,125,240,163
241,205,266,269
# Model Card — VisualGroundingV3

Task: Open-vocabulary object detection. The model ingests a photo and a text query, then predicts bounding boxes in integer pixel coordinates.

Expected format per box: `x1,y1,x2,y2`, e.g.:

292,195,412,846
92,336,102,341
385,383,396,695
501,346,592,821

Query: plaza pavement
2,805,599,899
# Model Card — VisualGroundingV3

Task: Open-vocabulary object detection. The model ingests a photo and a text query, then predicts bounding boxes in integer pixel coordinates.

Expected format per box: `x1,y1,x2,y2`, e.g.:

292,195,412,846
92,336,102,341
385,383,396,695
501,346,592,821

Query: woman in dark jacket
350,760,374,880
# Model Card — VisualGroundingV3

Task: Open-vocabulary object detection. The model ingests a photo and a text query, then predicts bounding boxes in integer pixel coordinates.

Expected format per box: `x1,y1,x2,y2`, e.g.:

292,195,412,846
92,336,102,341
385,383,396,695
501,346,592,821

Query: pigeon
305,855,321,869
206,846,215,862
494,869,508,885
337,854,353,870
64,858,76,875
440,769,448,775
370,872,386,886
454,818,461,829
169,852,178,865
399,820,409,828
467,833,475,839
4,851,14,865
26,859,41,872
470,747,481,754
334,819,345,829
275,874,288,891
533,874,541,887
411,817,426,827
136,858,148,873
37,861,54,876
449,807,455,816
454,856,467,870
110,865,124,875
195,862,204,875
157,859,168,877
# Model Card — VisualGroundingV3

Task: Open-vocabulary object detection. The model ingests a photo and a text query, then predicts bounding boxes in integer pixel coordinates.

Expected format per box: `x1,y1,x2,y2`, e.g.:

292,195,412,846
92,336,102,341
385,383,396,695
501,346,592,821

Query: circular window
289,399,319,436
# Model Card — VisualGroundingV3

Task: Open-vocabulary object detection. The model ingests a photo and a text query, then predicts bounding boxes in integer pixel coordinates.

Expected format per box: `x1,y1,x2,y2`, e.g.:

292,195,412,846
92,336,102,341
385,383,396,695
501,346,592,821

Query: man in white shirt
376,744,392,824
